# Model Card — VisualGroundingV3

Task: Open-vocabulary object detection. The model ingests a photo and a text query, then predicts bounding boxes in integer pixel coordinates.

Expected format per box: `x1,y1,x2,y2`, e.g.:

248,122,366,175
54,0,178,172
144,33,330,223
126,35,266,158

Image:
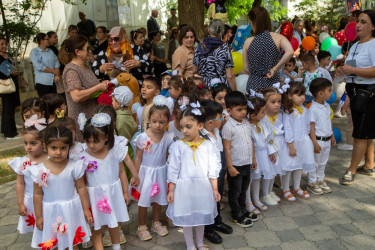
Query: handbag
351,88,374,113
0,78,16,94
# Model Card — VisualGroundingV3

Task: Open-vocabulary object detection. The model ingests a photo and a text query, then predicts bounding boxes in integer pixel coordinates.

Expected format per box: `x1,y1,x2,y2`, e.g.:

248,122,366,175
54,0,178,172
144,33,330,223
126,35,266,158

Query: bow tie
294,106,304,116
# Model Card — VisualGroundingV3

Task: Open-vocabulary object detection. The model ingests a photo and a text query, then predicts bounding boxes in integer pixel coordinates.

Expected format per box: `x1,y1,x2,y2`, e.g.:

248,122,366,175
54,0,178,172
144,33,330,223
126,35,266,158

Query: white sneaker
307,183,324,195
338,144,353,151
270,191,281,202
319,181,332,193
262,194,278,206
334,112,346,118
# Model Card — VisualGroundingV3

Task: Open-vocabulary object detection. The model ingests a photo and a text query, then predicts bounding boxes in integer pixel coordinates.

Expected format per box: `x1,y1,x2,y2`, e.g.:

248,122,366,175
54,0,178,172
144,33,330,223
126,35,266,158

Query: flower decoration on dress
190,102,202,116
153,95,168,107
247,101,254,110
91,113,111,128
18,157,36,172
78,113,87,131
24,114,47,131
249,89,264,99
272,82,290,94
97,195,112,214
52,216,68,235
81,157,98,173
36,169,50,188
25,213,35,227
73,226,86,245
144,140,152,154
55,109,65,118
38,238,58,250
131,187,140,200
150,183,160,197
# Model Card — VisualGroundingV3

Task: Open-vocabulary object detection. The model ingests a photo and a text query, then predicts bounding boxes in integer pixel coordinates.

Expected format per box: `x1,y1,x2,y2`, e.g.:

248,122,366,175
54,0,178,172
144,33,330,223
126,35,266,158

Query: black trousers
1,94,18,137
35,83,56,98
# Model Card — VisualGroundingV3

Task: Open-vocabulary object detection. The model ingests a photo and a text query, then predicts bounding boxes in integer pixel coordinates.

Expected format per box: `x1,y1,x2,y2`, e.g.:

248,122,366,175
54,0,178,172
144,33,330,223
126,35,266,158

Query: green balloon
321,37,338,51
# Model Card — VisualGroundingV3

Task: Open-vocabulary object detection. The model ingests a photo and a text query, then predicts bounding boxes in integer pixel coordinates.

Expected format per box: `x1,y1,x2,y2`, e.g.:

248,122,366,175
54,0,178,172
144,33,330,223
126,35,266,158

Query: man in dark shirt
147,10,164,39
77,12,96,41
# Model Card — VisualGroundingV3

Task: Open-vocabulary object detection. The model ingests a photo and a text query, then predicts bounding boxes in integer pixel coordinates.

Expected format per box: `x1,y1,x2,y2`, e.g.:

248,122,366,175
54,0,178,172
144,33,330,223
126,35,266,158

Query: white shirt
309,101,333,137
283,106,311,143
201,128,223,152
303,69,324,96
167,121,184,141
318,67,332,83
222,116,253,166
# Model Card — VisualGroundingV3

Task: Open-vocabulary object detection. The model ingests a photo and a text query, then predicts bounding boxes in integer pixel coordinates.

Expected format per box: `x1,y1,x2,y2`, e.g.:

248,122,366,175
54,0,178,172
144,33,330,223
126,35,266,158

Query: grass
0,147,25,185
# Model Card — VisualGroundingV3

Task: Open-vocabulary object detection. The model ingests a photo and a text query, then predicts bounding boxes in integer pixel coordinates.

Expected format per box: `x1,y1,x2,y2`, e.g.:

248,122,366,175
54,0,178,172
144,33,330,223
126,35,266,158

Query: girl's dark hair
83,119,115,149
211,83,229,99
248,7,272,36
21,98,48,122
58,34,88,64
363,10,375,37
34,33,47,45
149,104,171,121
178,104,206,124
282,81,306,114
23,126,44,141
130,29,143,43
44,126,73,147
247,97,266,116
41,93,65,116
178,26,196,45
262,87,281,101
189,85,211,103
95,105,118,135
96,26,107,34
169,76,195,95
200,99,223,121
48,116,77,132
173,95,190,116
47,31,56,38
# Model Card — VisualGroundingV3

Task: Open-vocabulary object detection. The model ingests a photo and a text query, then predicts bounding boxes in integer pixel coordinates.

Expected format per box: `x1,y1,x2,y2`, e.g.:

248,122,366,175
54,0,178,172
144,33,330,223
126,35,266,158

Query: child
133,95,174,241
141,77,161,132
41,93,67,123
192,76,204,86
168,95,189,141
308,78,336,194
168,76,195,99
300,54,324,104
317,51,333,82
200,100,233,244
222,91,256,227
24,126,92,249
8,116,48,235
189,84,213,103
246,95,278,212
281,58,298,82
166,103,221,250
78,113,135,249
21,98,48,122
159,70,178,97
281,81,315,201
211,83,229,111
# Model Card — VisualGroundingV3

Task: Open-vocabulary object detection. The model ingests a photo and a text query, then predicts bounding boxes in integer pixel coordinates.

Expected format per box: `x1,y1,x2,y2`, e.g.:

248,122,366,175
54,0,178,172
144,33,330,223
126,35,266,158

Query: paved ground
1,115,375,250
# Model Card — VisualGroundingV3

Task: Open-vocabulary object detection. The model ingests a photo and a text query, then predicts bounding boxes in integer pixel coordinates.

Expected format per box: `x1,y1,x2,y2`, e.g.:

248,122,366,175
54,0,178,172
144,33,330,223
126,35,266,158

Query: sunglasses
108,37,120,42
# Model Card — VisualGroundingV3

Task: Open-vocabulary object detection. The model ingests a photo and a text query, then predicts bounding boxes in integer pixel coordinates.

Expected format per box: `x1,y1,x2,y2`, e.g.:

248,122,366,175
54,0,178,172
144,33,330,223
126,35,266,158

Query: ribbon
181,138,205,165
24,114,46,131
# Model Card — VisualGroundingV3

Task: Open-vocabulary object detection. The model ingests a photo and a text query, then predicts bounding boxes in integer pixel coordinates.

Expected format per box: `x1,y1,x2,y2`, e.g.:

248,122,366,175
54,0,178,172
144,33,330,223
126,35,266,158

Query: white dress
250,120,277,180
282,106,315,173
80,145,129,230
69,142,85,160
133,132,174,207
24,160,91,249
8,156,37,234
166,139,220,227
167,121,184,141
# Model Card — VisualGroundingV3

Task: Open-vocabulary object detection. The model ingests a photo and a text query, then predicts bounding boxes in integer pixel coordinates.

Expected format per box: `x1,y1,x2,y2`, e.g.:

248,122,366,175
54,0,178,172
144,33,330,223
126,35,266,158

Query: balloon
327,91,336,105
334,31,347,46
319,32,330,43
302,36,316,51
344,22,358,42
333,127,342,142
291,37,299,51
232,52,243,75
321,37,338,51
237,49,243,54
330,107,334,120
235,74,248,94
280,22,294,41
327,45,342,60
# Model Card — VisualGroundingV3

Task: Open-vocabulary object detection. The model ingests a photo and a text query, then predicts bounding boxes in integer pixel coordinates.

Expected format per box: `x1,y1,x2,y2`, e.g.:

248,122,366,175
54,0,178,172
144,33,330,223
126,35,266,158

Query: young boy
140,77,161,132
308,78,336,194
300,54,325,104
200,100,233,244
281,58,298,82
159,70,173,97
222,91,257,228
317,51,333,82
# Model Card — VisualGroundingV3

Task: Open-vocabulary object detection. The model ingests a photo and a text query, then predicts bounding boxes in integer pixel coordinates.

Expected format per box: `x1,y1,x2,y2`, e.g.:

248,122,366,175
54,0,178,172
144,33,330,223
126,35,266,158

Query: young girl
168,76,195,99
21,98,48,122
8,116,48,234
133,96,174,240
281,81,315,201
41,93,66,124
24,126,92,249
78,112,134,249
189,84,213,103
141,77,161,132
246,96,278,214
167,103,221,250
211,83,229,111
168,95,189,141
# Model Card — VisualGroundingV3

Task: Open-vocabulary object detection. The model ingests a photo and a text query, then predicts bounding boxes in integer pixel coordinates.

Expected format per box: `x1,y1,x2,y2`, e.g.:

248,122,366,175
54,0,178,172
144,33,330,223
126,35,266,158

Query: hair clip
250,89,264,99
91,113,111,128
180,103,187,111
24,114,46,131
153,95,167,106
190,102,202,116
247,100,254,110
212,84,218,88
55,110,65,119
78,113,87,131
198,84,204,89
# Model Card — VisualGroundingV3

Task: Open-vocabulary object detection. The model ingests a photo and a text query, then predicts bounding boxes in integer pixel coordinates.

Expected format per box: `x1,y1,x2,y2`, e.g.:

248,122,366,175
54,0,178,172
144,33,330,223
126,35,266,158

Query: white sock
183,226,195,250
251,179,260,202
112,243,120,250
282,171,291,192
262,179,272,196
269,178,275,194
195,225,205,247
293,170,302,190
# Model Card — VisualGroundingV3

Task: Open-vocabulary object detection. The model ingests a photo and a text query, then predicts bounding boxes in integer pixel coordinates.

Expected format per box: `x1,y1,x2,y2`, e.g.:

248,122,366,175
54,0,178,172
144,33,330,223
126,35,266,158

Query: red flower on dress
38,238,57,250
25,213,35,227
73,226,86,245
131,187,140,200
144,140,152,153
18,157,36,172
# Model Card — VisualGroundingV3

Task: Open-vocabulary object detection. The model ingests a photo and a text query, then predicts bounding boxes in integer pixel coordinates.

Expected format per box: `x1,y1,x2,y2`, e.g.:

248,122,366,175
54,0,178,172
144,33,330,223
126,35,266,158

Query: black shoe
341,171,355,185
232,215,253,228
204,231,223,244
215,223,233,234
356,166,375,176
244,211,258,222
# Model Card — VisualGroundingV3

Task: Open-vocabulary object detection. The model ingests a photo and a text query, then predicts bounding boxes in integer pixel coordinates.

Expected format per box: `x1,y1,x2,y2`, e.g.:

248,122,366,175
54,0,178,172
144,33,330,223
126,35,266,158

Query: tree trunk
178,0,205,41
0,0,9,44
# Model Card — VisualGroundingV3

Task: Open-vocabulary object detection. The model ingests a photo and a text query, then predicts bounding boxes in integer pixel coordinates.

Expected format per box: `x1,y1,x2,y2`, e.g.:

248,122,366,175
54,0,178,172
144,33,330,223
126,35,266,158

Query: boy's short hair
225,91,247,109
287,57,296,65
200,99,223,121
317,51,331,62
309,78,332,98
144,76,162,90
300,53,315,64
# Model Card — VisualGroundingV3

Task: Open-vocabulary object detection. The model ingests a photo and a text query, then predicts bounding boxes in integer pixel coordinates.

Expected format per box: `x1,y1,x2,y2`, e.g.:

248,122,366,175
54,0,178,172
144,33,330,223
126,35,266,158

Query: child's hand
288,144,297,157
36,217,43,231
269,154,276,164
167,191,174,203
251,160,257,170
84,209,93,224
131,175,140,186
331,135,337,146
313,142,322,153
124,193,130,206
213,190,221,202
18,204,27,216
228,166,240,177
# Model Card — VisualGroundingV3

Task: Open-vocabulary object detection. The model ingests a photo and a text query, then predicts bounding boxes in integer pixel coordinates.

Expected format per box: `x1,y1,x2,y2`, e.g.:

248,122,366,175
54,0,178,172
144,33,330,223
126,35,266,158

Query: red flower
25,213,35,227
73,226,86,245
131,188,140,200
38,238,57,250
97,91,113,106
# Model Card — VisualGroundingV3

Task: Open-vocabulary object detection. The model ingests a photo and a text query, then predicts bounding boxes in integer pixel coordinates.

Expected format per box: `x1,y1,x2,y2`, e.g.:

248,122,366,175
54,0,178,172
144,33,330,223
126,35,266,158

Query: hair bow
198,84,204,89
247,100,254,110
77,113,87,131
190,102,202,116
153,95,167,106
55,109,65,118
24,114,46,131
180,103,187,111
92,113,111,127
250,89,264,99
272,82,290,94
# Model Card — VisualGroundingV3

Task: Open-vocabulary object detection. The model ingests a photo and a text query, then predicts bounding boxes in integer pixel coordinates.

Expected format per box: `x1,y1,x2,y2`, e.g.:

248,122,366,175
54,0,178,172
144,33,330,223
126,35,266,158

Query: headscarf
106,27,134,63
197,37,224,56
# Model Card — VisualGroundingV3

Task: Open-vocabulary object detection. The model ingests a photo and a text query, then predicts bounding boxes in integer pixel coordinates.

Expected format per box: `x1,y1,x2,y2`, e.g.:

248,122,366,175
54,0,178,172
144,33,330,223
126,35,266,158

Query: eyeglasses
108,37,120,42
210,118,224,122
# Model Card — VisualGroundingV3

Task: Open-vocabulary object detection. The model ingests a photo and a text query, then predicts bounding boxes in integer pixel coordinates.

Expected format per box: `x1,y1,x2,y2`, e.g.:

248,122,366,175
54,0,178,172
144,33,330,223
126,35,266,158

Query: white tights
282,170,302,192
262,178,274,196
183,226,205,250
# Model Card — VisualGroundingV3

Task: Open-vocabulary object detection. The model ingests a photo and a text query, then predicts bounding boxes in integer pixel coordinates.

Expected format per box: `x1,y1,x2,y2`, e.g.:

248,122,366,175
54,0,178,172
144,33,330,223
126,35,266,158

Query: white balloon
236,74,249,94
237,49,243,54
319,32,330,43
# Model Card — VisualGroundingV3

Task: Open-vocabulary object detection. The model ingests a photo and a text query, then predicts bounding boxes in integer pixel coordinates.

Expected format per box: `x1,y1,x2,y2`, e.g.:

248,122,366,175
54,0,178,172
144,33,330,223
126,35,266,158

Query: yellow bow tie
181,138,205,165
294,106,304,116
267,115,277,125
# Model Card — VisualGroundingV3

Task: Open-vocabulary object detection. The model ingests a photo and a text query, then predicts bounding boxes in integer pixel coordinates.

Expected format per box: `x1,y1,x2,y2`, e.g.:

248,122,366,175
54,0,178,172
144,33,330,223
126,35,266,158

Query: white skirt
281,135,315,174
17,193,34,234
166,178,217,227
137,164,168,207
272,135,286,175
87,179,129,230
31,194,91,249
251,147,277,180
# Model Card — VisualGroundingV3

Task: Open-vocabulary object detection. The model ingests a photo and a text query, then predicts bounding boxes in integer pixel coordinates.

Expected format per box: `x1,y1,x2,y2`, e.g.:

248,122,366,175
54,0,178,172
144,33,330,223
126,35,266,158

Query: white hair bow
78,113,87,131
92,113,111,127
247,101,254,110
272,82,290,94
153,95,168,107
180,103,187,111
24,114,46,131
249,89,264,99
190,102,202,116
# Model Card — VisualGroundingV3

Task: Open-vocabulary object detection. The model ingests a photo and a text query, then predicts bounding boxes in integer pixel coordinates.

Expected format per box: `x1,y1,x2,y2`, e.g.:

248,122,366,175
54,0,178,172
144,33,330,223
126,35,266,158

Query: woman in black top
92,26,108,56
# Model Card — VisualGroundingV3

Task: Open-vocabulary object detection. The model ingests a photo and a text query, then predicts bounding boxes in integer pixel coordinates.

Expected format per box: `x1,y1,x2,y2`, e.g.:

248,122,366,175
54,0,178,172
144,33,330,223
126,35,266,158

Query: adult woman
58,34,109,140
293,19,305,46
168,27,179,63
243,7,293,91
172,26,196,77
92,26,139,80
92,26,108,56
61,25,78,46
0,37,21,140
339,10,375,185
29,33,60,97
47,31,59,55
130,29,154,85
150,31,168,78
222,24,232,43
193,19,236,90
305,20,317,39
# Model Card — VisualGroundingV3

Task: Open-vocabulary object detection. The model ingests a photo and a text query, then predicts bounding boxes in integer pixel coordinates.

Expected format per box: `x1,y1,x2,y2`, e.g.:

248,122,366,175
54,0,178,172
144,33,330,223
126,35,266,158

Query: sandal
81,240,93,248
198,244,210,250
293,188,310,199
152,221,169,237
137,225,153,241
282,190,296,202
246,203,260,215
254,200,267,212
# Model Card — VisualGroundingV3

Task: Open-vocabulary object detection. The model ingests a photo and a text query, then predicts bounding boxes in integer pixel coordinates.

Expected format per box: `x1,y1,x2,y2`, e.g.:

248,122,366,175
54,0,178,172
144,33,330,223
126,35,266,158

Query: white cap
110,86,133,107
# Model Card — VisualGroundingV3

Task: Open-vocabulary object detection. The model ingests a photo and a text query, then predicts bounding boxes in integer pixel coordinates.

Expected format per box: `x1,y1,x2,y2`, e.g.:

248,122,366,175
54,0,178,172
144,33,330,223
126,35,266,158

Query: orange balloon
302,36,316,51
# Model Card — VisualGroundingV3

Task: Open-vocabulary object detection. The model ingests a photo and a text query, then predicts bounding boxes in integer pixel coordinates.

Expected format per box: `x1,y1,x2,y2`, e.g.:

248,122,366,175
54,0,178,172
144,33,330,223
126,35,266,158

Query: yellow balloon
232,52,243,75
330,107,334,120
